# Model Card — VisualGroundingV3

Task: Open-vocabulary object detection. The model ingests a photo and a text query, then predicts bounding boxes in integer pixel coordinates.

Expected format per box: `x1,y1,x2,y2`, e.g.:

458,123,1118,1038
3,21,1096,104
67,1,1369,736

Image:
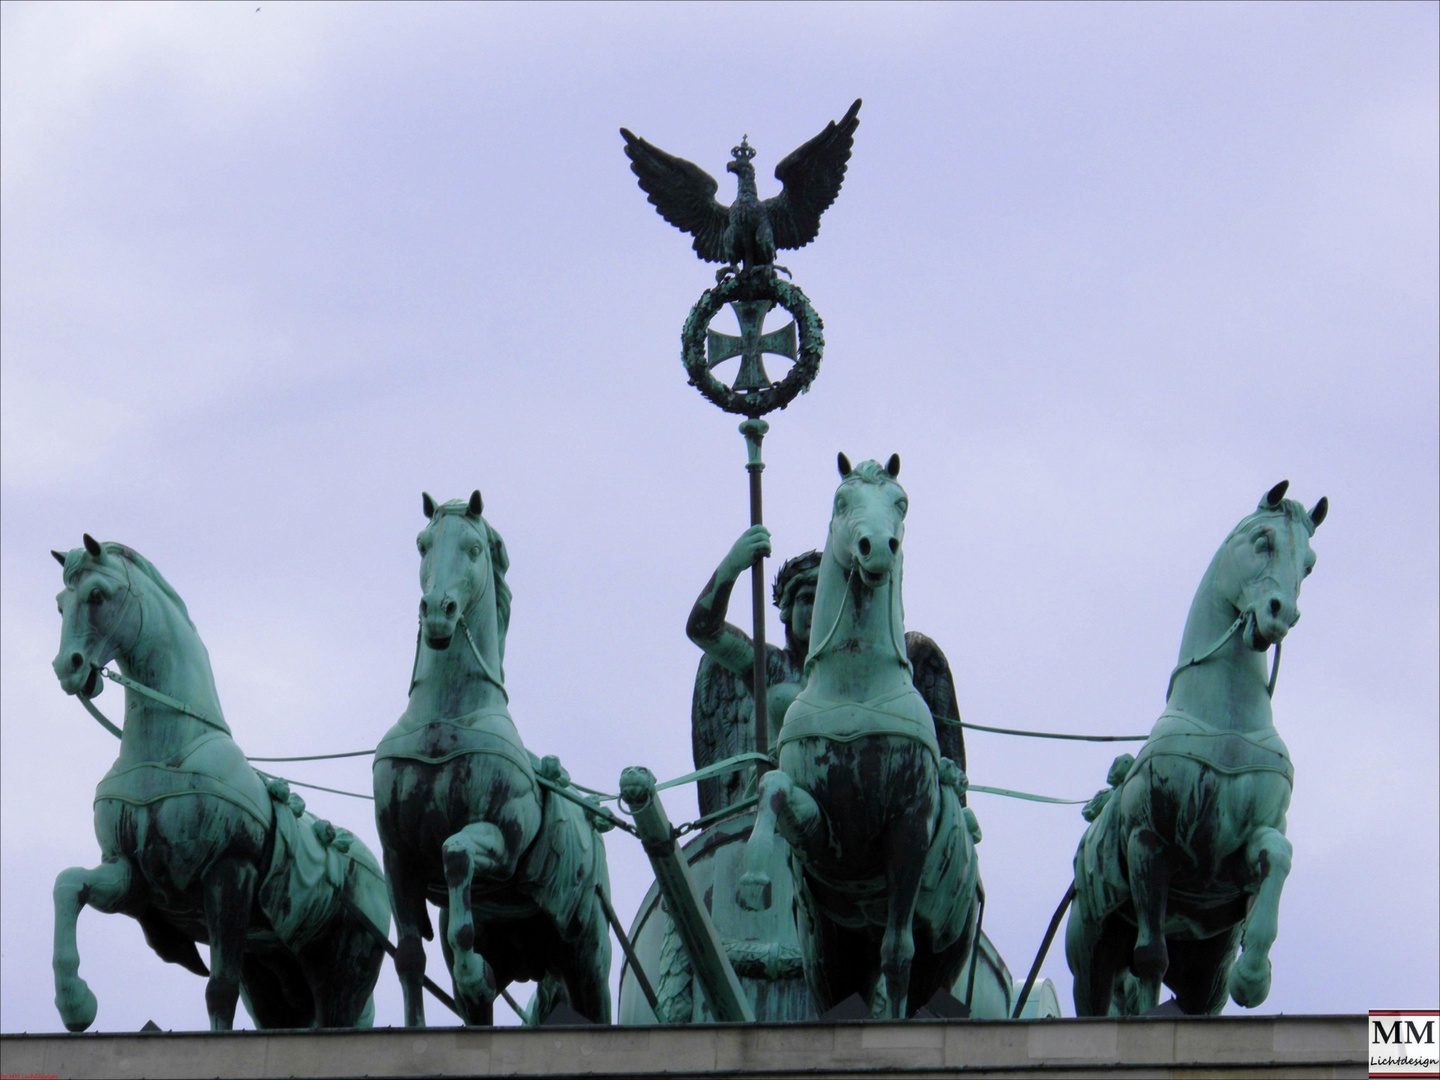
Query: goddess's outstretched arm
686,525,771,676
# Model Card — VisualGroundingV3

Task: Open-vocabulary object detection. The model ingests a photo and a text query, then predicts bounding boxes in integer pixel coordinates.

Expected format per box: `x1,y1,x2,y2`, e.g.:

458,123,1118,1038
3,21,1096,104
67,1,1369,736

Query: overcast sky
2,1,1436,1033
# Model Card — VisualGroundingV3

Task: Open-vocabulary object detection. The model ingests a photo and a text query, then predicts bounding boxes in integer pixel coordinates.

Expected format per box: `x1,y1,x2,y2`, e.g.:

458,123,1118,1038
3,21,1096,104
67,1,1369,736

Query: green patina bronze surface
622,103,856,417
618,767,754,1023
1066,482,1327,1016
621,99,861,280
615,813,1060,1025
49,539,389,1032
732,456,983,1021
680,273,825,417
628,490,1033,1026
687,526,819,816
372,493,613,1028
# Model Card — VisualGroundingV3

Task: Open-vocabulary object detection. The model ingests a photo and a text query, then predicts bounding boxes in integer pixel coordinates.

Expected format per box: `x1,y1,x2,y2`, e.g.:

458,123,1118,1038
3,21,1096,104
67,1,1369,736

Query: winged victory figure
621,99,862,280
686,526,968,818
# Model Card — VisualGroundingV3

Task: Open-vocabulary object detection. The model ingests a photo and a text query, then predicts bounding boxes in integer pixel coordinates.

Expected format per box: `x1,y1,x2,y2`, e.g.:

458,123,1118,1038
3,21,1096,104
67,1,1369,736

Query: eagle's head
728,136,757,181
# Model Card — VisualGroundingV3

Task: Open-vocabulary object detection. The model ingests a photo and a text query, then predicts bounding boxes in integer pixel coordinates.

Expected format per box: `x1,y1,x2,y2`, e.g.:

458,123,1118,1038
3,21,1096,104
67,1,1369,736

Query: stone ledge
0,1014,1367,1079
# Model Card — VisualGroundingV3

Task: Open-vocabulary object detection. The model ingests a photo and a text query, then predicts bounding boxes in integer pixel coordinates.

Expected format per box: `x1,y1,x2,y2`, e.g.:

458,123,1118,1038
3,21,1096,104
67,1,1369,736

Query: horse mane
63,543,196,630
843,459,898,487
434,502,512,659
1226,499,1316,541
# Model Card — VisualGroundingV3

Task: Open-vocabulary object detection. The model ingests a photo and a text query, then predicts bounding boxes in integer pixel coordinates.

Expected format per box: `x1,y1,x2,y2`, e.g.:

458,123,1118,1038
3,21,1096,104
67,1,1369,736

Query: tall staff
740,418,770,759
618,100,860,1022
622,100,860,765
683,280,824,762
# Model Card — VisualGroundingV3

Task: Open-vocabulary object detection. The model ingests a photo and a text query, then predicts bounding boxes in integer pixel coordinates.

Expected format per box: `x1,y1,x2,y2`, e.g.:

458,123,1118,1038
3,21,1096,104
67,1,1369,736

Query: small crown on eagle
731,136,756,163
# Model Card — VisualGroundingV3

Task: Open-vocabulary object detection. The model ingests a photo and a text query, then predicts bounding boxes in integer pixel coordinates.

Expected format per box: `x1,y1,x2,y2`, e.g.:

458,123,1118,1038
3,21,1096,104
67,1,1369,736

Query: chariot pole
618,767,754,1022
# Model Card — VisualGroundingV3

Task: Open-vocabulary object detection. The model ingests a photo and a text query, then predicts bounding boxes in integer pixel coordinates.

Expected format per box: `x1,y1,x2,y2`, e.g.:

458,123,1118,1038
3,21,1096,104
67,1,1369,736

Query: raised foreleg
737,769,825,912
443,821,514,1021
52,859,138,1032
1126,828,1175,1014
201,856,260,1030
1228,826,1292,1008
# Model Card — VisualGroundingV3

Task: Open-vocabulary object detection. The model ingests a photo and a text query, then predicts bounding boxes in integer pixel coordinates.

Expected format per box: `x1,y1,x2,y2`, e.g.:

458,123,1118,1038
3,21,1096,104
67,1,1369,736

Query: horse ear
467,490,483,518
886,454,901,478
83,534,103,558
837,452,852,477
422,492,436,519
52,550,67,567
1262,480,1289,509
1308,496,1328,529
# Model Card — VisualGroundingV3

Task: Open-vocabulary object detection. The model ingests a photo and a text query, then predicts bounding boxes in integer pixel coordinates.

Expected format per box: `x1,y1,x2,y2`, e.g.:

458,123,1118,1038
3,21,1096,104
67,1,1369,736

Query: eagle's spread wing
907,630,967,803
621,129,731,264
765,98,862,252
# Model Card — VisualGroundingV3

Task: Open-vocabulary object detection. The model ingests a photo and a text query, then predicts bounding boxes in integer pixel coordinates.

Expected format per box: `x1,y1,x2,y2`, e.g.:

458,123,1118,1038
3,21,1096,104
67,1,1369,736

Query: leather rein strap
1164,612,1282,704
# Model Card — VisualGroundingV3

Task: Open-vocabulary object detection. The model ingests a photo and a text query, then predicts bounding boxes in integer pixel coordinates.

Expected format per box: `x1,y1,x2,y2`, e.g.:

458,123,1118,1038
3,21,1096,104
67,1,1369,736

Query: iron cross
706,301,797,392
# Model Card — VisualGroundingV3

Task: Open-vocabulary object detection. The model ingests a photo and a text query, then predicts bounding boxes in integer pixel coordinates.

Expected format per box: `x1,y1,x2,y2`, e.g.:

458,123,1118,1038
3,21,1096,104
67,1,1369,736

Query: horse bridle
70,558,227,738
409,517,509,703
1164,610,1282,704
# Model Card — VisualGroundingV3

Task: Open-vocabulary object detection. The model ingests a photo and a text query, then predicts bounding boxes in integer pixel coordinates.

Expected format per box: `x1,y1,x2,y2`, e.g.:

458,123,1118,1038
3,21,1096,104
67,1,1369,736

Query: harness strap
79,694,123,738
103,668,229,732
459,614,509,703
74,668,228,737
802,563,860,672
1165,614,1242,702
1266,640,1283,698
1164,614,1283,703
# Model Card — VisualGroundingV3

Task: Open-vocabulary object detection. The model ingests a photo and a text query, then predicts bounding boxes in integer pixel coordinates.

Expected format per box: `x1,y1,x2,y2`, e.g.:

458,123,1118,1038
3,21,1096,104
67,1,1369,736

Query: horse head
416,490,510,654
830,453,908,590
51,535,144,698
1215,481,1328,651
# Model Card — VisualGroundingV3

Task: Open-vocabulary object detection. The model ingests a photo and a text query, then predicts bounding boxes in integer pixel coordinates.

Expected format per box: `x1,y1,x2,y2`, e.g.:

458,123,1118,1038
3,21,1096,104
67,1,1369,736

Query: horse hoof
1228,954,1272,1008
736,872,772,912
56,980,97,1032
452,952,490,1003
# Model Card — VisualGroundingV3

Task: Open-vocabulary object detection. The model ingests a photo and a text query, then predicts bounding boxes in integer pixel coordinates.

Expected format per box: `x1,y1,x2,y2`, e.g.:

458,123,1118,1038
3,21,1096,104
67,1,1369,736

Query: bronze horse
736,456,981,1019
373,492,612,1026
1067,483,1326,1014
50,538,389,1031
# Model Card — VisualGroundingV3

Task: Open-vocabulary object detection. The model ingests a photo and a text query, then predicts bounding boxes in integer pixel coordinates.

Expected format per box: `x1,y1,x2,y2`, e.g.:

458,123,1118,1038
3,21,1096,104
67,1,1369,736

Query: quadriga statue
372,492,613,1026
735,455,982,1020
1067,482,1327,1015
49,537,389,1031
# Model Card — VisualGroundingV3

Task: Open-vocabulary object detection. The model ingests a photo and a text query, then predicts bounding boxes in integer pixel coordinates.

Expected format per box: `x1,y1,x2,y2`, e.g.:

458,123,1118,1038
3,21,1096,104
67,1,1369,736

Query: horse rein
70,558,228,739
77,664,230,740
458,614,509,703
408,522,509,703
81,557,144,685
1164,611,1282,704
804,560,911,677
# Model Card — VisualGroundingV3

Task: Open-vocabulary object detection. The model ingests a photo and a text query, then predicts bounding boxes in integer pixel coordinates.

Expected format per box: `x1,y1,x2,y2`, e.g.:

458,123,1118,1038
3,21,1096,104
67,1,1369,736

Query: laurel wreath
680,272,825,417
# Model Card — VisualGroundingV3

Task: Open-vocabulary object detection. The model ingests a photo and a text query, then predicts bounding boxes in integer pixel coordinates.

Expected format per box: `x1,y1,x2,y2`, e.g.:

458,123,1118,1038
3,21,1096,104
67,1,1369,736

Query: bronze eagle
621,99,861,277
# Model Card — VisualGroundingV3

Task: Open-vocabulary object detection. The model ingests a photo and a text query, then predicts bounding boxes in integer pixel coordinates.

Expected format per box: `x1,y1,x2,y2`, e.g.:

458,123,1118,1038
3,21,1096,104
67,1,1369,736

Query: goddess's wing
907,630,967,803
691,653,753,817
